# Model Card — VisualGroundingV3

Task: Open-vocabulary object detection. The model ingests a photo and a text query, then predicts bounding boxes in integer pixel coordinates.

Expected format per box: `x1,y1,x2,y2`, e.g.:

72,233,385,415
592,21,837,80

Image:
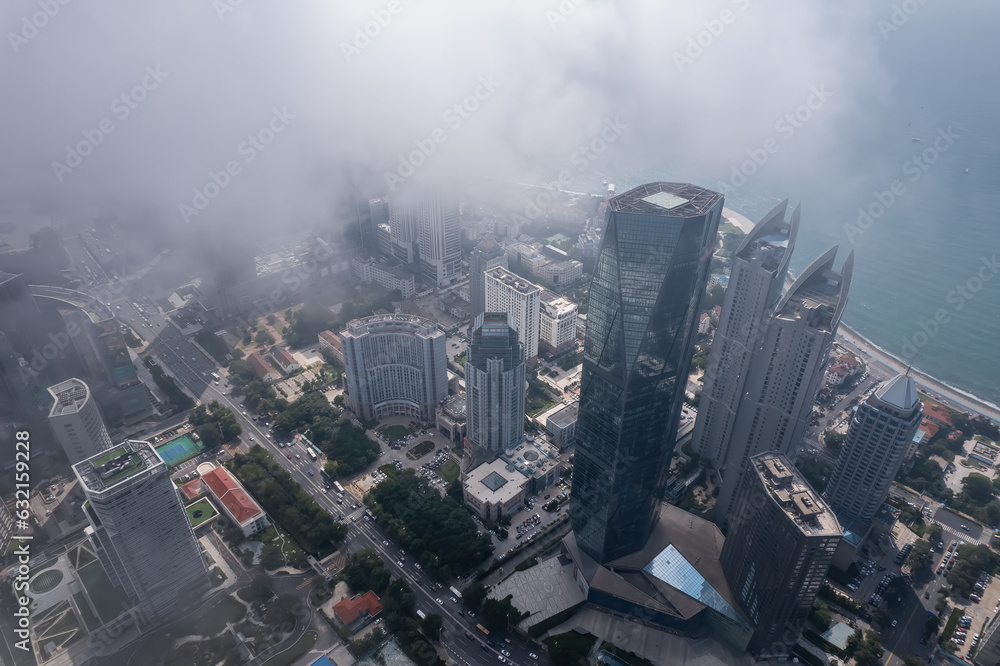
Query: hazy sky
0,0,895,235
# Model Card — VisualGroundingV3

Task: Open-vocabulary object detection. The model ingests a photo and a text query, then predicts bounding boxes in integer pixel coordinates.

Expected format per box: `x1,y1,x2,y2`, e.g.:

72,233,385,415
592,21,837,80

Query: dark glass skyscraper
571,182,724,564
465,312,526,456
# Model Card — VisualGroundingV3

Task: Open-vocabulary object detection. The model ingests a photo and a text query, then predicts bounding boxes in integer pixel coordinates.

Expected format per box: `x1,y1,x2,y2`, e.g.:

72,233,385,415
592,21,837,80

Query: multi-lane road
114,295,547,666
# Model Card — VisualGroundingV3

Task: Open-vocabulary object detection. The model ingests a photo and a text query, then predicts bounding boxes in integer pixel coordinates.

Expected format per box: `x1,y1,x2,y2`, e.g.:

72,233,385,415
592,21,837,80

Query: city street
123,301,550,666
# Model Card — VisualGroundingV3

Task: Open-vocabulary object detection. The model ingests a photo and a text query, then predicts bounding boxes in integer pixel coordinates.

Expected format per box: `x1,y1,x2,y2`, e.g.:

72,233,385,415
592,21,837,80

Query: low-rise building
545,403,578,448
437,393,467,443
537,259,583,287
539,293,579,355
269,347,300,374
201,467,269,536
247,352,281,383
462,458,530,521
332,592,383,633
318,330,344,365
353,257,416,299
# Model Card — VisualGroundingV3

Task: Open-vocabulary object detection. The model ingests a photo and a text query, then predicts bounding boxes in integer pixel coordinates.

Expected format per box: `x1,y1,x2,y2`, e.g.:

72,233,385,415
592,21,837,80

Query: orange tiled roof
202,468,263,525
333,592,383,624
247,352,275,379
180,479,203,500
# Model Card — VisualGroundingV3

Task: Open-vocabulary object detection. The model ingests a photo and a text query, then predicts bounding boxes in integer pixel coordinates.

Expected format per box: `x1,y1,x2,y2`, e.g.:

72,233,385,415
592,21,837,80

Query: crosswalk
295,554,346,589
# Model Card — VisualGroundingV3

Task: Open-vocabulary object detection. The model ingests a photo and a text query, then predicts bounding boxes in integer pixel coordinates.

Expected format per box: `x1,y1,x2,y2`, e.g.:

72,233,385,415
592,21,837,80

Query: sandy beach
725,208,999,423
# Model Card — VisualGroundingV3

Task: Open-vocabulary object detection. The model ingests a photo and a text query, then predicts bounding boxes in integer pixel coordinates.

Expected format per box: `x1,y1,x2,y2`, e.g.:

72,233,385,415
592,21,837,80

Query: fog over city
1,0,890,240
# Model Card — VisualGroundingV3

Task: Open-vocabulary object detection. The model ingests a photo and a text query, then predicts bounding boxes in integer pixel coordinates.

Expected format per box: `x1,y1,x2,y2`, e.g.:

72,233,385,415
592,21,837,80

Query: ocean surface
569,2,1000,408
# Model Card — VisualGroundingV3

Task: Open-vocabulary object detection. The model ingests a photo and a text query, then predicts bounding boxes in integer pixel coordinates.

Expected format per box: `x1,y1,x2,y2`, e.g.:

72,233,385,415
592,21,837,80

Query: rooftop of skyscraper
342,313,440,336
777,245,854,333
734,199,798,273
47,378,91,417
74,440,161,493
485,267,540,295
873,373,920,411
609,182,723,217
751,452,841,537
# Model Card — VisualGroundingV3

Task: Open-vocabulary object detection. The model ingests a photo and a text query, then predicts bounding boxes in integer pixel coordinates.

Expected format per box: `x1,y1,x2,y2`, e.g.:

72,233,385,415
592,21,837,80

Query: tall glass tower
465,312,526,456
571,182,724,564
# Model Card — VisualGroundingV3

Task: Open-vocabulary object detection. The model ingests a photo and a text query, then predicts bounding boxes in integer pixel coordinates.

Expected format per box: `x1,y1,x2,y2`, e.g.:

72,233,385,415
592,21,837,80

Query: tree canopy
366,468,493,577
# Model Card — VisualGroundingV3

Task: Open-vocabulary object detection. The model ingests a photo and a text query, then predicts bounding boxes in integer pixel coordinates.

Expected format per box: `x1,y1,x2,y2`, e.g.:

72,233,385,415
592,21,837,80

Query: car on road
308,470,314,476
497,657,505,663
529,653,538,660
383,540,389,546
287,454,292,459
502,650,510,657
436,598,443,605
961,524,969,531
891,620,898,627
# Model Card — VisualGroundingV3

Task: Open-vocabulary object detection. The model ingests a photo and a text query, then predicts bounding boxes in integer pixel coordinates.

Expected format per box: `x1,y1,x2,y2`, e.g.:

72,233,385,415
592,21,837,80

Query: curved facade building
714,245,854,529
340,314,448,421
692,200,798,467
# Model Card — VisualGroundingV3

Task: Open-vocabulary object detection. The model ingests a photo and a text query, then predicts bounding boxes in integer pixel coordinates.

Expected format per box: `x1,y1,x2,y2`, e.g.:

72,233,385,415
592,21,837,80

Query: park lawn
262,631,317,666
438,460,460,483
260,524,306,561
186,499,218,527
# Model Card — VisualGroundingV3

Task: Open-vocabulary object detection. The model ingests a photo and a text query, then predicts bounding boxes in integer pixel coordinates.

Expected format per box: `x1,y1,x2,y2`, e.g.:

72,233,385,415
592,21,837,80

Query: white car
436,598,443,605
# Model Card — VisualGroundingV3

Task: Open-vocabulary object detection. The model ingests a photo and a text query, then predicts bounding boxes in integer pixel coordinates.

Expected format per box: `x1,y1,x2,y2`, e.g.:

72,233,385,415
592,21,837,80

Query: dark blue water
585,1,1000,407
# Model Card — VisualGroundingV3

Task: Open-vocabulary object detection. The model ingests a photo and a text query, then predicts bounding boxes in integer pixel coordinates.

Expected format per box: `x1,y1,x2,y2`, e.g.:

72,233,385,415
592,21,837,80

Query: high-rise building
692,200,798,467
570,182,723,564
974,612,1000,666
0,501,13,555
469,235,507,320
538,291,579,355
465,313,526,456
714,246,854,529
47,378,113,464
825,374,922,526
74,440,209,629
485,267,541,361
721,452,842,658
387,190,462,287
340,314,448,421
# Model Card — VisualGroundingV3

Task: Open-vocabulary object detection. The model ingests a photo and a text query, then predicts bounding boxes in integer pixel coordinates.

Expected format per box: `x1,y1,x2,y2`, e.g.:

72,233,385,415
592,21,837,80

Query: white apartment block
539,294,578,354
47,378,113,464
485,267,541,360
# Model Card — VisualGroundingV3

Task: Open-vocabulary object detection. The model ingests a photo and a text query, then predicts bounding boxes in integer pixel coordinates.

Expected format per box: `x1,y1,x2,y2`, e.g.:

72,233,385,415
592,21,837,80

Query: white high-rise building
47,378,113,464
539,292,579,355
387,190,462,287
825,374,923,524
485,267,541,360
693,201,798,467
715,246,854,530
74,440,210,629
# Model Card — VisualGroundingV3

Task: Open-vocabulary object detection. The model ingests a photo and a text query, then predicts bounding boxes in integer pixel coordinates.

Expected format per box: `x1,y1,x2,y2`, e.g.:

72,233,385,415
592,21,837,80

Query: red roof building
248,352,280,383
180,478,203,501
333,592,383,629
921,401,953,428
202,467,269,536
269,347,300,373
318,330,344,364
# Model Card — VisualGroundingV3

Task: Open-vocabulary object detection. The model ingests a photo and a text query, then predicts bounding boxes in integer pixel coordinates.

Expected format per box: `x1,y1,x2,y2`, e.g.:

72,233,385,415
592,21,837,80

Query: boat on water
911,137,921,142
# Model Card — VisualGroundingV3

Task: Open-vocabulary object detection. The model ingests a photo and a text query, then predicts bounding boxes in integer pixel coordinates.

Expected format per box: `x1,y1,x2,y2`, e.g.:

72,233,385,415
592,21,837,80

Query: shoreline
723,207,998,424
835,324,1000,422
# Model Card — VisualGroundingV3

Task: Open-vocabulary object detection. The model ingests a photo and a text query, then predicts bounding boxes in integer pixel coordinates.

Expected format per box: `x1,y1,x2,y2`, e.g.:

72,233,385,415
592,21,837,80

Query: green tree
462,582,487,611
422,613,444,640
824,430,847,454
196,423,222,449
255,329,275,346
261,545,284,570
926,522,944,545
482,595,526,630
905,540,934,572
962,473,995,503
809,602,832,631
